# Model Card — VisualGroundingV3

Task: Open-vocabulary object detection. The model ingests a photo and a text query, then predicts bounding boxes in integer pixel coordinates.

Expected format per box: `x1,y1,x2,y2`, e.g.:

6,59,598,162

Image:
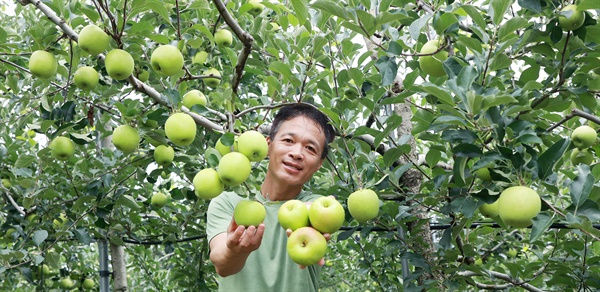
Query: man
206,103,336,291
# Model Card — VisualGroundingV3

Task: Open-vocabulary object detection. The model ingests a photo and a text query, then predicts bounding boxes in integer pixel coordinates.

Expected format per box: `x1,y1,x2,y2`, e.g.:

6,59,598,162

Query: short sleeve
206,192,242,244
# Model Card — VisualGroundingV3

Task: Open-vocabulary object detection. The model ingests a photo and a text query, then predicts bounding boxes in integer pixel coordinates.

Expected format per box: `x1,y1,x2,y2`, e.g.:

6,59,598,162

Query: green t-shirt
207,191,323,292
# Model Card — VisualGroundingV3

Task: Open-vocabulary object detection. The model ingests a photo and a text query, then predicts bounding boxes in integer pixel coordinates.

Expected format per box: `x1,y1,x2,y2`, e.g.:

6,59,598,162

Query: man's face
266,116,326,187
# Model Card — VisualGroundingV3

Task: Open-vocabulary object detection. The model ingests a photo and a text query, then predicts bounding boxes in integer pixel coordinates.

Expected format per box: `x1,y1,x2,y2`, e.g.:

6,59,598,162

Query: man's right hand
226,218,265,254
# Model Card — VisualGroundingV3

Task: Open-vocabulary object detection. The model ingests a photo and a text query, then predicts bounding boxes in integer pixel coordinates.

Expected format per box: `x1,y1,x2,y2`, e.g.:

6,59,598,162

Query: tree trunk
110,243,128,292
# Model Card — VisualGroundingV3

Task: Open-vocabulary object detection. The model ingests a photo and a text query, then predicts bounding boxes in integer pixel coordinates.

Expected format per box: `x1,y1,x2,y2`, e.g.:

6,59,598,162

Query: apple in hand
557,5,585,31
165,113,197,146
234,200,266,227
218,152,252,186
347,189,380,223
308,196,345,234
215,135,238,156
203,68,221,88
151,192,169,208
193,168,224,199
238,130,268,162
29,50,58,79
418,39,448,78
192,50,209,65
278,200,310,231
571,125,597,149
287,227,327,266
49,136,75,160
497,186,541,228
153,145,174,166
151,45,184,76
570,148,594,165
105,49,134,80
112,125,140,154
247,0,264,16
82,278,95,290
182,90,207,109
74,66,99,90
214,29,233,47
479,200,499,218
78,24,110,55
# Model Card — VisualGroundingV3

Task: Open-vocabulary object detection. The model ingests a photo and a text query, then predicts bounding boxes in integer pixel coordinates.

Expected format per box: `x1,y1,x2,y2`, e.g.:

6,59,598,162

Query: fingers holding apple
226,218,265,253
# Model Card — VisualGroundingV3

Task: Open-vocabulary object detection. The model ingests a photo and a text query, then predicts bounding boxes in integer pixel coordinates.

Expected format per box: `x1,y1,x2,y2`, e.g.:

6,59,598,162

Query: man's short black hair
269,103,335,159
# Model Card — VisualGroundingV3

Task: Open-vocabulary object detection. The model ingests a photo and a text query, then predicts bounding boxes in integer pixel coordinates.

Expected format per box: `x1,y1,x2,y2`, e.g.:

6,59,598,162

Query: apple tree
1,0,600,290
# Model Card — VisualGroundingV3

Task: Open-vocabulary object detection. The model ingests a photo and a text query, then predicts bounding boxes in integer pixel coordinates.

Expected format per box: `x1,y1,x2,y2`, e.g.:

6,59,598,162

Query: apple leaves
537,138,569,181
570,164,594,207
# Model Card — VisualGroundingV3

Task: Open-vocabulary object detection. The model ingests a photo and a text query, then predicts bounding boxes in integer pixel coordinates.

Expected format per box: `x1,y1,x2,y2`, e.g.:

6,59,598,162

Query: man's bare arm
209,219,265,277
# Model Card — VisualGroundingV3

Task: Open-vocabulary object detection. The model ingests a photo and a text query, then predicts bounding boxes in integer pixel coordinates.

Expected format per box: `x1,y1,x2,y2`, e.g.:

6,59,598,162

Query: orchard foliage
1,0,600,290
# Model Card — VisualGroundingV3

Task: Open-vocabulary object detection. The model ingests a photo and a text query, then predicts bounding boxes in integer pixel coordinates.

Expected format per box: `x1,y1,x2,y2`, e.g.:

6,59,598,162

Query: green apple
73,66,99,90
571,125,597,149
278,200,310,231
479,200,499,218
151,45,184,76
214,29,233,47
29,50,58,79
82,278,95,290
49,136,75,161
497,186,541,228
558,5,585,31
105,49,134,80
269,22,281,31
570,148,594,165
153,145,174,166
218,152,252,186
233,200,266,227
247,0,264,16
418,39,448,77
286,226,327,266
475,167,492,181
78,24,110,55
39,264,51,275
347,189,380,223
135,69,149,82
59,277,75,289
165,113,197,146
26,214,38,223
112,125,140,154
237,130,268,162
474,258,483,266
215,136,238,156
151,192,169,208
203,68,221,88
192,50,209,65
2,178,11,188
507,248,518,258
193,168,224,199
308,196,345,234
182,90,207,109
53,213,68,229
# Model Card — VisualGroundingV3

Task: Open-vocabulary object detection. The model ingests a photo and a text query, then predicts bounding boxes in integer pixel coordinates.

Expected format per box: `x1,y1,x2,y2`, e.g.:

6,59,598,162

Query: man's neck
260,176,302,201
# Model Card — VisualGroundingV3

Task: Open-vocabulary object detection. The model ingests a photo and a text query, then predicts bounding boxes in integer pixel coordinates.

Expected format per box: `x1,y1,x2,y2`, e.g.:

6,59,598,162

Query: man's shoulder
296,191,323,202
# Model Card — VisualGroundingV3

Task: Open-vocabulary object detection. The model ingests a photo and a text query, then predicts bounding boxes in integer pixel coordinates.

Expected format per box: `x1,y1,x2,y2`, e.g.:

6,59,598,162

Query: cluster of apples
193,130,268,199
229,189,380,266
570,125,597,166
28,23,229,89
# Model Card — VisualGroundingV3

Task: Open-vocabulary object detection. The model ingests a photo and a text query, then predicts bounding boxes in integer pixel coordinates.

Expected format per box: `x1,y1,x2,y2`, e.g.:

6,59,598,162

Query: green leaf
32,230,48,246
570,164,594,207
518,0,542,13
337,227,357,241
375,56,398,87
291,0,308,26
460,5,487,30
481,95,518,111
489,0,512,26
73,228,93,245
425,149,442,169
409,13,433,40
15,155,36,168
311,0,348,20
434,12,458,35
452,143,483,157
269,61,301,87
115,195,141,211
489,53,511,71
579,0,600,10
530,213,553,242
418,84,454,105
383,147,407,168
537,138,569,180
498,17,531,42
355,10,376,35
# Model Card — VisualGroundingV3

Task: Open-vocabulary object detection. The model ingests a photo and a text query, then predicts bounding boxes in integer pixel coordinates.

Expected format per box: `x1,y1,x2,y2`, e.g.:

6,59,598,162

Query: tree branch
458,270,543,292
